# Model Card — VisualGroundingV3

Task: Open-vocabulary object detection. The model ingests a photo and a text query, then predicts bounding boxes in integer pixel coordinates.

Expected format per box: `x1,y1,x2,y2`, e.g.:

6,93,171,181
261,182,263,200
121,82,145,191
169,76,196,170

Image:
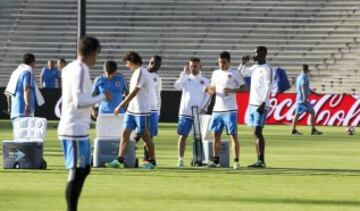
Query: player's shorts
210,112,237,135
177,116,193,136
246,105,268,128
60,138,91,169
149,111,159,137
295,102,314,114
123,112,150,134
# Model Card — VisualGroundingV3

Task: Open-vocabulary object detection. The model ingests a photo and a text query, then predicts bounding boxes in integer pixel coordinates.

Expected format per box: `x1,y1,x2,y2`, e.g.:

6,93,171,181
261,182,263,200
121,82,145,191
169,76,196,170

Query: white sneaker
207,161,220,168
177,159,184,167
233,162,240,170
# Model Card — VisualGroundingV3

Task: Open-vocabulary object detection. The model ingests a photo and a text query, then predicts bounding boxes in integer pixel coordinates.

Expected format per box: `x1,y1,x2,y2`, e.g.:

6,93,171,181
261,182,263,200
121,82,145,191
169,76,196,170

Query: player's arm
204,72,216,96
23,72,33,115
157,77,162,112
40,68,45,87
6,94,11,113
72,69,111,109
114,87,140,115
237,55,252,77
224,71,248,93
174,64,190,90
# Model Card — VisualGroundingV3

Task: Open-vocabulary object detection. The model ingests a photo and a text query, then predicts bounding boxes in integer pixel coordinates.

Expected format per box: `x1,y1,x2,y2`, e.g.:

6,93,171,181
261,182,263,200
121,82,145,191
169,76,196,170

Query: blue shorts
123,113,150,134
60,139,91,169
210,112,238,135
295,102,314,114
149,112,159,137
246,106,268,127
177,116,193,136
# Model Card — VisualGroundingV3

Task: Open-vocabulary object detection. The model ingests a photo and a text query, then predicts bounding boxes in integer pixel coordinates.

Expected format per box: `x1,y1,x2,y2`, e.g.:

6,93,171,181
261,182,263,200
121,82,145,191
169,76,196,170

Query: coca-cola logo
238,93,360,126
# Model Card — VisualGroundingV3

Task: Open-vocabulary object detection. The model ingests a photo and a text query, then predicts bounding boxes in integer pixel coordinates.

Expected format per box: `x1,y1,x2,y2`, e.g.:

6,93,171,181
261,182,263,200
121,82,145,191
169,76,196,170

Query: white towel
5,64,45,106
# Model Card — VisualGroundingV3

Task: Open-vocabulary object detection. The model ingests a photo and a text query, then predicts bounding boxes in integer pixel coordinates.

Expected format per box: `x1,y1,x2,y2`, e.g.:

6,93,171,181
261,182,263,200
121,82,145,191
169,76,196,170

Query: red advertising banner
236,93,360,126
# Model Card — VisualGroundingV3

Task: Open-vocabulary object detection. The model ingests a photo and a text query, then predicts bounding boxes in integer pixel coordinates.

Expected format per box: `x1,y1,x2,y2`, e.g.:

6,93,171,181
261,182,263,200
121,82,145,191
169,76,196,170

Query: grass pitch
0,120,360,211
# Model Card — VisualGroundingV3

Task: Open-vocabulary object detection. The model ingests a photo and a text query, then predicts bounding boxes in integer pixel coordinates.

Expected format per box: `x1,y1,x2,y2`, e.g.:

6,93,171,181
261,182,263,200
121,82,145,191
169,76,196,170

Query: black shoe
292,129,302,135
247,161,266,168
311,129,323,135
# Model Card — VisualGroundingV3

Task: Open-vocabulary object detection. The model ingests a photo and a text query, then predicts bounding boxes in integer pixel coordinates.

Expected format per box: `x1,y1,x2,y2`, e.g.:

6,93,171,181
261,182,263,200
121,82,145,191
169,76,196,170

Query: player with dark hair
106,51,157,169
205,51,246,169
92,60,128,117
58,36,111,211
5,53,45,126
291,64,322,135
238,46,272,168
40,59,60,88
174,57,210,167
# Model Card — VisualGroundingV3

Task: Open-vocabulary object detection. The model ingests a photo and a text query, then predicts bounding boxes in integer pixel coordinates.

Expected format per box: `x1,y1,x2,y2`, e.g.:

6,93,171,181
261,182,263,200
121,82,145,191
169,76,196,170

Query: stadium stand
0,0,359,93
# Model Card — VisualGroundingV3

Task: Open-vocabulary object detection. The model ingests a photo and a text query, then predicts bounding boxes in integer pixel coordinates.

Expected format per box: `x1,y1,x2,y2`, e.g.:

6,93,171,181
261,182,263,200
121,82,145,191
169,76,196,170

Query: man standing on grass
105,51,157,169
205,51,246,169
238,46,272,168
174,57,210,167
5,53,44,125
291,64,322,135
58,36,111,211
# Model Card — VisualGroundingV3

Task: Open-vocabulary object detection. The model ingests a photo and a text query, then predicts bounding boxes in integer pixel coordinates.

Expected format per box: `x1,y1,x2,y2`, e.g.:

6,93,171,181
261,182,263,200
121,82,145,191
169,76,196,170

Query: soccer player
57,36,111,211
205,51,246,169
291,64,322,135
238,46,272,168
174,57,210,167
5,53,43,123
139,55,162,163
92,60,128,117
105,51,156,169
40,59,61,88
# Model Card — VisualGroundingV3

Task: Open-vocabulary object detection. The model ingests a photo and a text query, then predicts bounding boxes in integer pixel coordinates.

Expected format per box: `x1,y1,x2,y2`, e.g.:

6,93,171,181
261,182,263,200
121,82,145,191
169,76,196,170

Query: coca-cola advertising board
237,93,360,126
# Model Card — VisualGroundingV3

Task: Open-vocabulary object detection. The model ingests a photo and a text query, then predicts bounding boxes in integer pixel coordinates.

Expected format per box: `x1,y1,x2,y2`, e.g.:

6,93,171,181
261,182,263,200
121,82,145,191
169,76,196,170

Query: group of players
5,35,323,211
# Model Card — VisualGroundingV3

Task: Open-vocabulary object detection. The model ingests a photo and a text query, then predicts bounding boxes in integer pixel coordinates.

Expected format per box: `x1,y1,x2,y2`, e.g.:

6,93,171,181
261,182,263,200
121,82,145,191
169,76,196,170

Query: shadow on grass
1,166,360,178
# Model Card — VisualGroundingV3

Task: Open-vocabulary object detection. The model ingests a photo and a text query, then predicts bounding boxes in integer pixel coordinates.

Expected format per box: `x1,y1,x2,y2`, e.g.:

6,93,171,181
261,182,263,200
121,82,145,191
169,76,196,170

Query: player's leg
308,104,322,135
208,113,224,167
248,106,267,168
138,115,156,169
176,117,192,166
292,104,303,135
144,112,160,161
225,112,240,169
61,139,91,211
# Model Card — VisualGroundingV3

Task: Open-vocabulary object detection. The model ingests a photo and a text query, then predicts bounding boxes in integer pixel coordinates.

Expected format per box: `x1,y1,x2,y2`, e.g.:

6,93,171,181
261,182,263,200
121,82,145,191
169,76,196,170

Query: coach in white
238,46,273,168
174,57,210,167
105,51,156,170
58,36,111,211
205,51,246,169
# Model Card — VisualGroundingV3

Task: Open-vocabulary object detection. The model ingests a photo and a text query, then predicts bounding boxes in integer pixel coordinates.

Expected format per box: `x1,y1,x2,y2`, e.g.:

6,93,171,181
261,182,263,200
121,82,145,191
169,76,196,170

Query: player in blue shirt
6,53,37,121
292,64,322,135
92,60,128,116
40,60,61,88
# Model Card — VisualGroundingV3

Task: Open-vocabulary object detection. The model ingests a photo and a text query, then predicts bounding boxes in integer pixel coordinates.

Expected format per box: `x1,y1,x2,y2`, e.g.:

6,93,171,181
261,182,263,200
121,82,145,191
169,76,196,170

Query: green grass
0,120,360,211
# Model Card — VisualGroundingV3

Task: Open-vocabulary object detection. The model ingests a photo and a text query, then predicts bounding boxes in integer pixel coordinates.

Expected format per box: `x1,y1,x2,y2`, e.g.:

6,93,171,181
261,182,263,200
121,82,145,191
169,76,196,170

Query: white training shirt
174,71,210,118
148,71,162,113
238,63,273,107
210,68,245,112
58,60,105,139
127,66,153,115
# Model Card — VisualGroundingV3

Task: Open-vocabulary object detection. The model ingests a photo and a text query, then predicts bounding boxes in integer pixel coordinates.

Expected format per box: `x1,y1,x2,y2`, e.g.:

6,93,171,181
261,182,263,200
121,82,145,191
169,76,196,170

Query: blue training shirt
41,67,60,88
11,71,36,119
92,74,128,114
296,73,310,103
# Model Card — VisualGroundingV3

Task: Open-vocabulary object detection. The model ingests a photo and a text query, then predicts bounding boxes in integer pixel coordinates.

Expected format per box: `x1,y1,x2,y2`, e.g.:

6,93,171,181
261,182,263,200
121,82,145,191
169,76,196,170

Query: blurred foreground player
58,36,111,211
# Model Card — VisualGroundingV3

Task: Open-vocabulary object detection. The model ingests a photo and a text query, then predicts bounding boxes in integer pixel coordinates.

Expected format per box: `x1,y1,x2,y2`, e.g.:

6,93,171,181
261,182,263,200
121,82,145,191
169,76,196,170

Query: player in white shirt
238,46,272,168
105,51,156,169
174,57,210,167
137,55,162,163
58,36,111,211
205,51,247,169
